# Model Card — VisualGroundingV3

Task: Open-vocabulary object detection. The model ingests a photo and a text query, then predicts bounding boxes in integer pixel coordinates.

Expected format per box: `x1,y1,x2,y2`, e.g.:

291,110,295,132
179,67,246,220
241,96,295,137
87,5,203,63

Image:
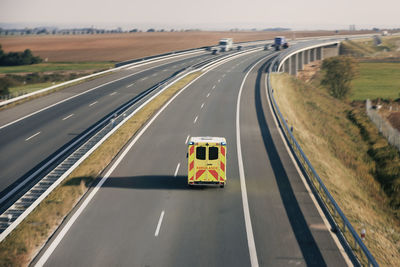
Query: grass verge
0,62,114,74
8,82,63,96
271,73,400,266
340,35,400,58
0,71,201,266
351,62,400,101
0,71,112,111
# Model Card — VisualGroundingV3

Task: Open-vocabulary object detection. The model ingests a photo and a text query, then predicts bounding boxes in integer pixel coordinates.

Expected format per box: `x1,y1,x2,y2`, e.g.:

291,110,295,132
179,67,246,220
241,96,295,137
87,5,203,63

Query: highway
33,47,349,266
0,50,235,201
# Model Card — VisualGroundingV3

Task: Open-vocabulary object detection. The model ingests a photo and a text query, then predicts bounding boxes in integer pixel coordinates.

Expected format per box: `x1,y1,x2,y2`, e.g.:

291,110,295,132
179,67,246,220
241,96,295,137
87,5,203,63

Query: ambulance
187,137,226,188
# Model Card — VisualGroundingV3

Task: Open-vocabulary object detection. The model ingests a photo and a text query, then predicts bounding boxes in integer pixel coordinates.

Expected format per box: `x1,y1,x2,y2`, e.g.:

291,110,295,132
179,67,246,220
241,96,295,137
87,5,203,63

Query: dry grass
340,35,400,59
0,71,112,111
0,72,201,266
272,73,400,266
0,31,374,62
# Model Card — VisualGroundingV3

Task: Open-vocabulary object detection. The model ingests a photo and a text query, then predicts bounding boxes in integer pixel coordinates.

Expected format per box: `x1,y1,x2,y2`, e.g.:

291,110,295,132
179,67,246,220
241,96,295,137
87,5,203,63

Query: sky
1,0,399,30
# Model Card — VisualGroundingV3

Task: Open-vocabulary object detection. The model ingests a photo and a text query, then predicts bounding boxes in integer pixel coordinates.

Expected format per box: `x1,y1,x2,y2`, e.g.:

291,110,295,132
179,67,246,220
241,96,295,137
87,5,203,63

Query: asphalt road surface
0,50,231,199
33,48,348,266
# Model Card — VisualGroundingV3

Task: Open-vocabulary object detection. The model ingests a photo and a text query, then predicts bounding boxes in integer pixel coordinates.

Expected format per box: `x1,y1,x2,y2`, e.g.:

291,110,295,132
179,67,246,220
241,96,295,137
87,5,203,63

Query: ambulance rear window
196,147,206,160
209,147,218,160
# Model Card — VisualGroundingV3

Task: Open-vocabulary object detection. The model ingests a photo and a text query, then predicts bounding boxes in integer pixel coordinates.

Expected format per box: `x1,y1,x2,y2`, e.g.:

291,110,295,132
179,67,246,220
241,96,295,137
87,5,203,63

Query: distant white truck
219,38,233,52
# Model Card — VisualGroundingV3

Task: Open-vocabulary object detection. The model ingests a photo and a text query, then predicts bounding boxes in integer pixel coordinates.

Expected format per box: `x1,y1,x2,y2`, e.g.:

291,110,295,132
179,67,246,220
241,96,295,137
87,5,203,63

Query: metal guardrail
266,56,378,266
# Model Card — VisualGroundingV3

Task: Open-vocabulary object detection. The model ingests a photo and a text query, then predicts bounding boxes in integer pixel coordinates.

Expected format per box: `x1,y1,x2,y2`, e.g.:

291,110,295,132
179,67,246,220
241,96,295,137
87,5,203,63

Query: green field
351,62,400,100
0,62,114,74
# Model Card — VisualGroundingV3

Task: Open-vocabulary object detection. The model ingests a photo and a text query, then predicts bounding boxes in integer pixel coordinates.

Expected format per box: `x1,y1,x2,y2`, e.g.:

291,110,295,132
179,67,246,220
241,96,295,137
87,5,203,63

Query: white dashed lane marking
62,114,74,121
25,132,41,141
174,163,180,177
154,211,165,237
185,135,190,144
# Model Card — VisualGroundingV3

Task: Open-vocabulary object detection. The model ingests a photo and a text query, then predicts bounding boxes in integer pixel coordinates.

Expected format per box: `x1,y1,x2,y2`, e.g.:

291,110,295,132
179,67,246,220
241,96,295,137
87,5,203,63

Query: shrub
321,56,358,99
0,45,43,66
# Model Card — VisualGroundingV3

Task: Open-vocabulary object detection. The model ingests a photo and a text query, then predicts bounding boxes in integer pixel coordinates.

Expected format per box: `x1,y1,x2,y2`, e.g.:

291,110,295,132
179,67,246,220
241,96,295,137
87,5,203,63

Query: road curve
32,48,348,266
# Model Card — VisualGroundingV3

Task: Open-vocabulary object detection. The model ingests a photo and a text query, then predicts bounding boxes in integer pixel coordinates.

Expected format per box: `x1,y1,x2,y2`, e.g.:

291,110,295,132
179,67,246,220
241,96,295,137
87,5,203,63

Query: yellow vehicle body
188,137,226,188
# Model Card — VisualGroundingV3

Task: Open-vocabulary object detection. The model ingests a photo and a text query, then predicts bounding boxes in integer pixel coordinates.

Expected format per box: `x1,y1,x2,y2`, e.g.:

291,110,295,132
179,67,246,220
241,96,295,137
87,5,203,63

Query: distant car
237,45,242,51
264,44,270,50
211,48,219,55
205,46,212,51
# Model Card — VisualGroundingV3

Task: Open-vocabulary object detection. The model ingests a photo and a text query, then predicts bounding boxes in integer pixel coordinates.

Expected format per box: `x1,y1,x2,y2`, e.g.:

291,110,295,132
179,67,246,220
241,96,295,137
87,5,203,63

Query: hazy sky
1,0,399,30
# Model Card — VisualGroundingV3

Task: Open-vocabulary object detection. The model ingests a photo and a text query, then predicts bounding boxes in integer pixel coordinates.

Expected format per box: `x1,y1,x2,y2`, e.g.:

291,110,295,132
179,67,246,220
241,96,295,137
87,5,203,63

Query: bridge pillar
323,44,340,58
290,54,297,75
297,52,304,71
316,47,322,60
284,57,290,73
304,50,309,65
310,48,316,62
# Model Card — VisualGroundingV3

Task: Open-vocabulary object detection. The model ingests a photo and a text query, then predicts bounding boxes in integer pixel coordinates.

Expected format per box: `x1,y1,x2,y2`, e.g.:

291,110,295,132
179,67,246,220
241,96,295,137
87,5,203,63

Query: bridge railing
267,53,378,266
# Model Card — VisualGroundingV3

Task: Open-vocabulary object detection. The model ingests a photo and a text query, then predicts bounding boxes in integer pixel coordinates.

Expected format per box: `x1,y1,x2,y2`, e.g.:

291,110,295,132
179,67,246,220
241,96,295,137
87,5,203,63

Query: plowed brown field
0,30,371,62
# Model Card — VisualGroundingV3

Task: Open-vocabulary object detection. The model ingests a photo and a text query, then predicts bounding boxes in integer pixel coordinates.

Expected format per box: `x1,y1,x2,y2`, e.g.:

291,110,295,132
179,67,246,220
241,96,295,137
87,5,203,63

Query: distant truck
274,36,289,51
188,137,227,188
219,38,233,52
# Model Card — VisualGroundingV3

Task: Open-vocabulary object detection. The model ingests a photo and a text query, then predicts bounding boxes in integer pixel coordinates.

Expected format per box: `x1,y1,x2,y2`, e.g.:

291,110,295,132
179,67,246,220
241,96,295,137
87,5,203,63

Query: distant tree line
0,45,42,66
0,27,210,36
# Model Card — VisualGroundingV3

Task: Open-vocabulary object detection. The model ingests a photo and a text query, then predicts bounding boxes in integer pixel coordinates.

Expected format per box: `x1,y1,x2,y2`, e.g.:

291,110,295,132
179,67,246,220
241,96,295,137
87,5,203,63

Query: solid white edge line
265,74,353,266
25,131,41,141
154,210,165,237
174,163,180,177
236,57,271,267
62,114,74,121
34,49,260,266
